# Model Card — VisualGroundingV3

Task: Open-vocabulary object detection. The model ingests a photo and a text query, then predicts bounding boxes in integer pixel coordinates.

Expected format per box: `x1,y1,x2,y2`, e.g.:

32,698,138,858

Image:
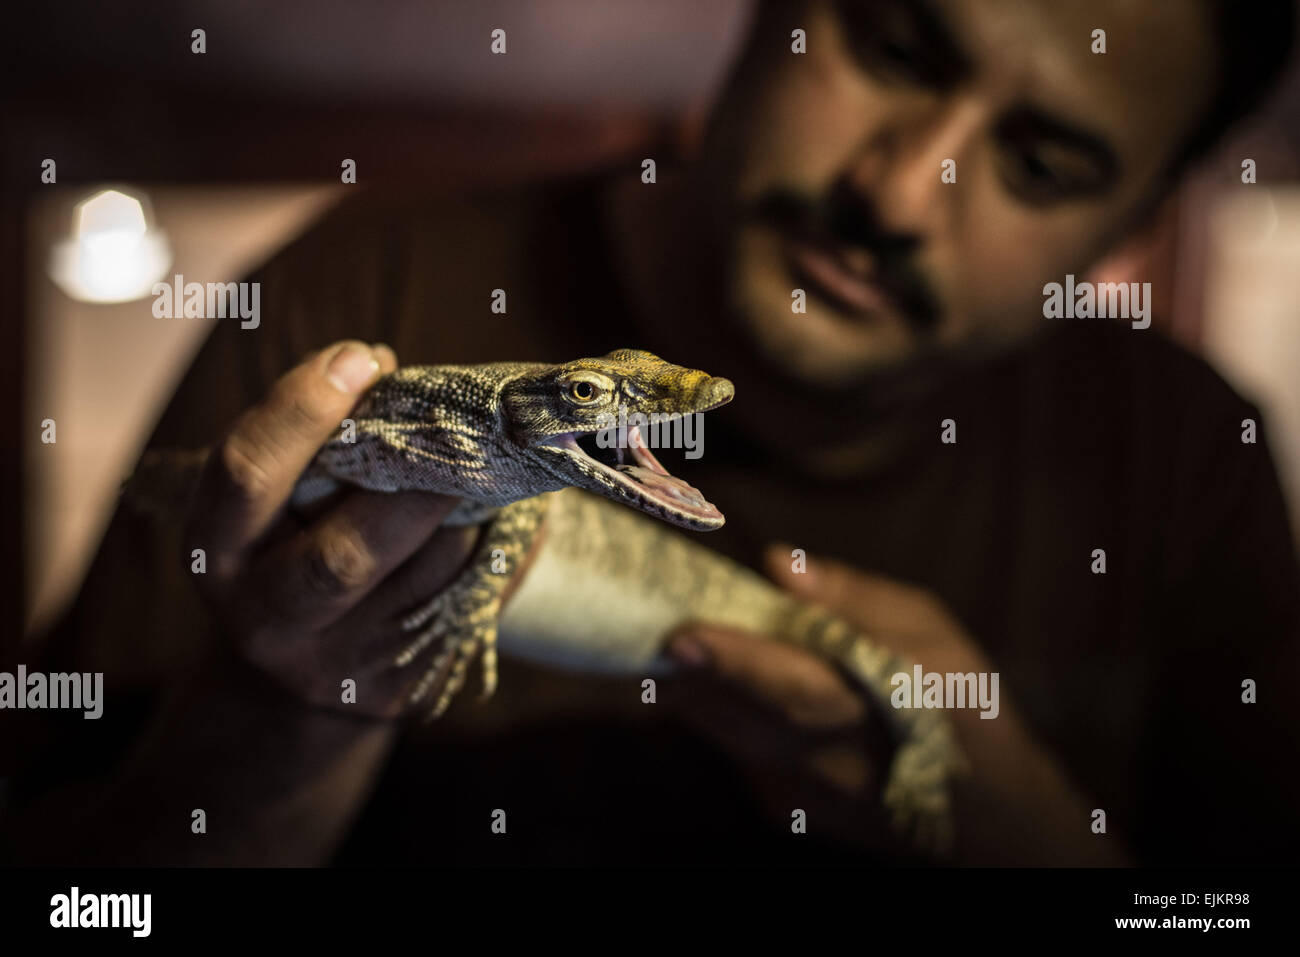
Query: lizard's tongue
619,426,718,517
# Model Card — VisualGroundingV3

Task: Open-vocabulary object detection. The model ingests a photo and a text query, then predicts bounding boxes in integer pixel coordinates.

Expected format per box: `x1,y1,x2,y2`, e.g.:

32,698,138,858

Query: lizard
126,348,966,856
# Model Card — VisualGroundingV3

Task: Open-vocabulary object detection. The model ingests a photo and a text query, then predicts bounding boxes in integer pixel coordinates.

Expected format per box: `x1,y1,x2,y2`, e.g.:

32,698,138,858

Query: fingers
190,340,388,565
335,521,481,660
763,542,893,616
667,624,867,729
326,512,549,695
763,544,950,643
250,489,462,633
763,544,980,675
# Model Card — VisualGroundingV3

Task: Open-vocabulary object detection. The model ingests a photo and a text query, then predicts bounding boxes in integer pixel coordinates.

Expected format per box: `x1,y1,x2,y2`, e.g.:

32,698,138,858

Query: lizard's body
128,349,964,855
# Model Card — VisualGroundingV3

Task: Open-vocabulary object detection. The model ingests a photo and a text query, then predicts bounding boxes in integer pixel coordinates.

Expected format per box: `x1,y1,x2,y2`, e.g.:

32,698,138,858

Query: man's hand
186,340,478,719
10,340,514,865
666,545,1130,864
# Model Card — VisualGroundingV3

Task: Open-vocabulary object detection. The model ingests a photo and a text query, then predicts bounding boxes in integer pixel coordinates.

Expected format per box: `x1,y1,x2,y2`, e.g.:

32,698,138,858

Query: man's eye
999,145,1103,206
835,0,959,90
876,35,921,75
1017,149,1058,183
854,30,927,84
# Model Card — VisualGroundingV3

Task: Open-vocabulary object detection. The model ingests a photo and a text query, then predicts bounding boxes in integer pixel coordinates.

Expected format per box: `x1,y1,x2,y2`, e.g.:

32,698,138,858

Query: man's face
704,0,1216,385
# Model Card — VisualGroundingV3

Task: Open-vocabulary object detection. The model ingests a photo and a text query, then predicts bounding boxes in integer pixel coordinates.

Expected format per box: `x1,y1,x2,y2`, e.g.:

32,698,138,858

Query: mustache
744,184,941,333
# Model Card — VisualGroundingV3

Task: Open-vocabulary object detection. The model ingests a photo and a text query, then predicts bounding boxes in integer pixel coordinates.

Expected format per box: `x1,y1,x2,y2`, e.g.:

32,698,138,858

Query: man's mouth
542,423,724,530
783,232,902,322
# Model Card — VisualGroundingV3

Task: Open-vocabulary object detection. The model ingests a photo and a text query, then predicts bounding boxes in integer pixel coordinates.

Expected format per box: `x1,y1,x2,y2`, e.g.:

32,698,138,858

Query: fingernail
370,342,397,367
669,635,711,667
326,343,380,393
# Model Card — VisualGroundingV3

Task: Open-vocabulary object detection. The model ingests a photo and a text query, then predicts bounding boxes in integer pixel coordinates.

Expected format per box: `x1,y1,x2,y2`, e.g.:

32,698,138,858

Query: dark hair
1172,0,1295,173
744,0,1295,173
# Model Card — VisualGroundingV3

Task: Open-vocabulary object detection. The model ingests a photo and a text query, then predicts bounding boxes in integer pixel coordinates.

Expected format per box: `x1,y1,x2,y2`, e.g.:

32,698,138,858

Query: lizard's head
504,349,734,530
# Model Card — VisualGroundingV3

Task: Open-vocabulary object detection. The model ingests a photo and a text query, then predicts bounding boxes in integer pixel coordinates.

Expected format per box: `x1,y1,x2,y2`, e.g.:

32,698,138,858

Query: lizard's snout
697,376,734,412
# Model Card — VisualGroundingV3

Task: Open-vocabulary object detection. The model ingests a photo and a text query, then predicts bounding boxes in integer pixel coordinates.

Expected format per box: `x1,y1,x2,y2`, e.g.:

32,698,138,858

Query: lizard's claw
396,572,503,720
478,642,499,699
400,592,447,634
394,496,546,720
394,614,447,667
432,630,493,717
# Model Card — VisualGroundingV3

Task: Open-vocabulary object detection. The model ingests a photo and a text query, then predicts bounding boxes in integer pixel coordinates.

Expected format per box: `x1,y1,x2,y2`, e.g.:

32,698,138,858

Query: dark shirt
28,171,1300,865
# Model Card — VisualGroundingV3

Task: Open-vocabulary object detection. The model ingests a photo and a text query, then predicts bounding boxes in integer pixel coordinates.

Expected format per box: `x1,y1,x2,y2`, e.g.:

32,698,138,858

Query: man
8,0,1298,865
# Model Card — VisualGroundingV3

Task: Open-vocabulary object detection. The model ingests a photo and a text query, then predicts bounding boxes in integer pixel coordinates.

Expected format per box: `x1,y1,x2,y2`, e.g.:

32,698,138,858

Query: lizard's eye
560,372,614,406
566,379,602,403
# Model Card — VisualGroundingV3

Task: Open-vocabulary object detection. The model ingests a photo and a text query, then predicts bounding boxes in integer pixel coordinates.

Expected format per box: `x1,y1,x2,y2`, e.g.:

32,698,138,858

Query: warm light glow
48,188,172,303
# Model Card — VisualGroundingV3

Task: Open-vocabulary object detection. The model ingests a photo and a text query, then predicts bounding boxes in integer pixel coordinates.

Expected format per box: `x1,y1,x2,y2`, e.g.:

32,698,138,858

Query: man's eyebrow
999,105,1121,177
836,0,974,85
901,0,972,76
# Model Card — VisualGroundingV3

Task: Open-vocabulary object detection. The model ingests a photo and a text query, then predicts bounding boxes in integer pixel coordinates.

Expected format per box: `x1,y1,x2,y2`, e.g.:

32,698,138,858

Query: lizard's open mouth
543,424,724,531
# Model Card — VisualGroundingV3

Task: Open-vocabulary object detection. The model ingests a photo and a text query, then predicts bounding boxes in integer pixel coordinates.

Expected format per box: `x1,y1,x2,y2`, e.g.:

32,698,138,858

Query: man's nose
845,97,984,239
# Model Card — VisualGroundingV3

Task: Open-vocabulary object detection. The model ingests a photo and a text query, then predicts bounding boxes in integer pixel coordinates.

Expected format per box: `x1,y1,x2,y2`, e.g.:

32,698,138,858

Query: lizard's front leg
397,494,549,719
